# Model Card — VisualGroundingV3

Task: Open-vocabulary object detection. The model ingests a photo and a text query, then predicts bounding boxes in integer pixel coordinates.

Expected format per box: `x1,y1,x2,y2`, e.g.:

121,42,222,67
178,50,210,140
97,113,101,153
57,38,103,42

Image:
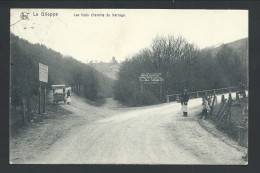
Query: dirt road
10,92,247,164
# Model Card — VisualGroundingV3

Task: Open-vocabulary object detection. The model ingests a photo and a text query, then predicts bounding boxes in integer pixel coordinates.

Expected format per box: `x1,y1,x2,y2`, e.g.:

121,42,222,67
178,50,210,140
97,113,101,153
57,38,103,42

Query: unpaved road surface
10,93,247,164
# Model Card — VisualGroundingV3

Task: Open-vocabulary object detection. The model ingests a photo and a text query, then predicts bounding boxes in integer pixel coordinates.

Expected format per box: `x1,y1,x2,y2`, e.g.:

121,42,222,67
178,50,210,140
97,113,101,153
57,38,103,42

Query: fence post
220,102,229,122
140,81,143,94
229,92,232,100
140,81,143,105
22,98,26,125
43,83,46,114
197,92,199,98
236,92,239,100
38,82,41,115
213,89,216,96
159,81,162,102
238,108,248,147
216,99,226,118
226,98,232,125
27,97,31,122
221,94,225,104
243,90,246,98
210,95,216,115
167,96,169,103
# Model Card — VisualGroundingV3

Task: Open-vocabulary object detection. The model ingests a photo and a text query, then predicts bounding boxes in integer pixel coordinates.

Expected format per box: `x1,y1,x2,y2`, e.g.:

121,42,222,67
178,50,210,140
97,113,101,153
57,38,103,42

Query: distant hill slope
91,63,120,80
225,37,248,50
204,37,248,55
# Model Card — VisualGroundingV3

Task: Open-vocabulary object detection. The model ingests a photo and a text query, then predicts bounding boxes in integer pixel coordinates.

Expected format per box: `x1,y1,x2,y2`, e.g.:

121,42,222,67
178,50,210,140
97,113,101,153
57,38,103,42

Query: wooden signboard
38,63,48,114
139,73,164,102
39,63,48,83
139,73,164,84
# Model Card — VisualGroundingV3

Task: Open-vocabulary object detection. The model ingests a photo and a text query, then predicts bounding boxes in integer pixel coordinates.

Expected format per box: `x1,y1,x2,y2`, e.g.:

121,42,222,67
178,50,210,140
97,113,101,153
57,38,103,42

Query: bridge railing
166,87,245,103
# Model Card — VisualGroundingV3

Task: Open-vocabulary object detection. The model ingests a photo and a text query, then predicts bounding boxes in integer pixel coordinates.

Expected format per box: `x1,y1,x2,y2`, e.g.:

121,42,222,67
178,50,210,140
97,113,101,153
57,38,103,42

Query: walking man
181,89,189,117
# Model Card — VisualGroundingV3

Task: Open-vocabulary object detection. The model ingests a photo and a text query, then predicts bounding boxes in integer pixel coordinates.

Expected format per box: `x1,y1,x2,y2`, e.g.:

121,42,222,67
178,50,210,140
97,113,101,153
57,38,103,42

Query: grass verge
197,97,248,141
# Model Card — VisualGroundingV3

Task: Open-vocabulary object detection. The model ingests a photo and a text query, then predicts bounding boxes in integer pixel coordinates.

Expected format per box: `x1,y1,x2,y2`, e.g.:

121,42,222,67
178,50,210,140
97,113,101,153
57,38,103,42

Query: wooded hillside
10,33,113,108
113,35,248,106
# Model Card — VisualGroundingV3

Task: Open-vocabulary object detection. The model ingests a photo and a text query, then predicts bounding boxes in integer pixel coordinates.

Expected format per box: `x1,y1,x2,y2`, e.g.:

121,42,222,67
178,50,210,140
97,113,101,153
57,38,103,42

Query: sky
10,9,248,63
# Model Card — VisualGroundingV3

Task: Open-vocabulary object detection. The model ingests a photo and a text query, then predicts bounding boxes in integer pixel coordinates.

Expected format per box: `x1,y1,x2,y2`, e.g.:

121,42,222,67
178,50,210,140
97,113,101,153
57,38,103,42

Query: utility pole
141,81,143,105
43,83,46,114
160,80,162,102
38,81,41,114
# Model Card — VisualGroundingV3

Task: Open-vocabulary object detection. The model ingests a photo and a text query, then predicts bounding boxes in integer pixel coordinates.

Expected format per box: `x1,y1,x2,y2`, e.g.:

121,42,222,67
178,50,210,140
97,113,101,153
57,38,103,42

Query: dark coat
181,92,189,105
67,91,71,97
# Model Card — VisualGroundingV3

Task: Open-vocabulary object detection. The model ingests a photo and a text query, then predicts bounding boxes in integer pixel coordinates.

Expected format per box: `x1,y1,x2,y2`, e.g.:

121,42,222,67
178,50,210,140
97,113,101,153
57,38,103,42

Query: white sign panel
39,63,48,83
139,73,164,84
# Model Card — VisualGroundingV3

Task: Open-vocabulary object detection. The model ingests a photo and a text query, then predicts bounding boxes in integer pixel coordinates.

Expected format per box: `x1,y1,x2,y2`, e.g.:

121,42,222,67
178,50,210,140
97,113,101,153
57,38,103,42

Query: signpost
39,63,48,114
139,73,164,84
139,73,164,102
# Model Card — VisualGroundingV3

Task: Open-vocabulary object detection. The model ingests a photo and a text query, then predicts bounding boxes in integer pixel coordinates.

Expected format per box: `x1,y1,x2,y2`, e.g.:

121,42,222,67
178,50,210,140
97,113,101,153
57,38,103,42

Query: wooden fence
166,86,245,103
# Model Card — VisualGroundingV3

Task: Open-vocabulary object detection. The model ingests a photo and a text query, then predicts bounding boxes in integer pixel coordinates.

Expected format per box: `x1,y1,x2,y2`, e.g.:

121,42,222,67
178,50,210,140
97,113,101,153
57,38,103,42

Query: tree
113,34,248,106
113,35,199,105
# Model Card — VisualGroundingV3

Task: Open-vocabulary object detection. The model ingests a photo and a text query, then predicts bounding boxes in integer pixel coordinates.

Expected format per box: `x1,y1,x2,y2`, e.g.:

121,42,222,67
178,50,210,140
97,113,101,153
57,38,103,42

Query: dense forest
10,33,113,109
113,35,248,106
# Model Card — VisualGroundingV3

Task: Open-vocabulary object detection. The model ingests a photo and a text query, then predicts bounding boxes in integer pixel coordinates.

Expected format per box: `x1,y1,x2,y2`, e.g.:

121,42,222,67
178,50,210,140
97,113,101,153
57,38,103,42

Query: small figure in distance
201,97,210,120
181,88,189,117
67,90,71,105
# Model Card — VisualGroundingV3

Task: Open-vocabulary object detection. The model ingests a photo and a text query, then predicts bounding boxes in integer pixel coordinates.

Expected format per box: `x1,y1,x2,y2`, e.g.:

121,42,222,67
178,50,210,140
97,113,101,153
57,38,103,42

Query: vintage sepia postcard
10,9,248,164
